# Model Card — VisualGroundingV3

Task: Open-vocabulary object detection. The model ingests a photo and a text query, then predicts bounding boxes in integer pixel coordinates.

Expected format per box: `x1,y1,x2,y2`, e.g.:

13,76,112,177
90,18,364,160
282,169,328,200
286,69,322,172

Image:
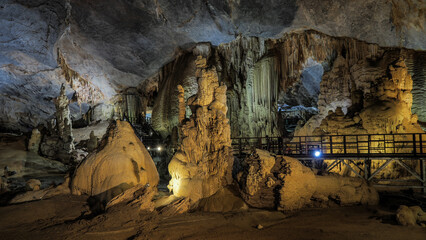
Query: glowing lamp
157,146,162,151
147,147,150,150
314,150,321,158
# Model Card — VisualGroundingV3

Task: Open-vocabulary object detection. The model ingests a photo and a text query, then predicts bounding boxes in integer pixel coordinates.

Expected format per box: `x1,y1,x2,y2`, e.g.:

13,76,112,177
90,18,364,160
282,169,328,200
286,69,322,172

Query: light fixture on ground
314,150,321,158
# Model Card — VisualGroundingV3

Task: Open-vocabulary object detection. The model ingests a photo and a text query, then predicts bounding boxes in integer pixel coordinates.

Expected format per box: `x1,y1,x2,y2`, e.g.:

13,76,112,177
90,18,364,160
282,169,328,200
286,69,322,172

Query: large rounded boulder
71,121,159,203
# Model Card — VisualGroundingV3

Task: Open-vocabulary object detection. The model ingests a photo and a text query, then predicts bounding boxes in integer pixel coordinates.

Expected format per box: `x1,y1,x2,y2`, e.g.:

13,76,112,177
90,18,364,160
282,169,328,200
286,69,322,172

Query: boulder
71,120,159,203
26,179,41,191
237,149,379,211
278,156,317,211
396,205,426,226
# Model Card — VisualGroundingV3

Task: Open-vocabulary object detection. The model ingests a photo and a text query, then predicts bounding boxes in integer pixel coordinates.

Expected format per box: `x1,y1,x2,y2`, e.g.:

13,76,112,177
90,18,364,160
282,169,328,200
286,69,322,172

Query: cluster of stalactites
272,30,382,91
57,49,104,106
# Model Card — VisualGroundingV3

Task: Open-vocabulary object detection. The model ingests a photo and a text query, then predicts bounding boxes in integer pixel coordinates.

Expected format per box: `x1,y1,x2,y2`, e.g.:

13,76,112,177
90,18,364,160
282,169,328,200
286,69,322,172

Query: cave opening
278,58,324,136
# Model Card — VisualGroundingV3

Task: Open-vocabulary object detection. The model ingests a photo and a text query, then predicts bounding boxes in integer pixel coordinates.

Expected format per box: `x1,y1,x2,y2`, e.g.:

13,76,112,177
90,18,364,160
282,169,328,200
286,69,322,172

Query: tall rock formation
54,84,75,152
167,55,233,202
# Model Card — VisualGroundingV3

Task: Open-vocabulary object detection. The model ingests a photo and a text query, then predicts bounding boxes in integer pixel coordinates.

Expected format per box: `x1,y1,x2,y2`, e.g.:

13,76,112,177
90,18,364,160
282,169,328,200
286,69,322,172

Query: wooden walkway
232,133,426,192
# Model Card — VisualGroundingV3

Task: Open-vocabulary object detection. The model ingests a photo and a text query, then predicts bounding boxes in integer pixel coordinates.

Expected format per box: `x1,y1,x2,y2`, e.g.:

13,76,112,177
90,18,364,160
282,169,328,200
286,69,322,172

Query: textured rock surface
237,149,378,210
25,179,41,191
106,184,156,212
396,205,426,226
301,57,423,136
71,121,159,203
0,134,68,192
1,0,425,132
167,56,233,202
198,187,248,212
27,128,42,153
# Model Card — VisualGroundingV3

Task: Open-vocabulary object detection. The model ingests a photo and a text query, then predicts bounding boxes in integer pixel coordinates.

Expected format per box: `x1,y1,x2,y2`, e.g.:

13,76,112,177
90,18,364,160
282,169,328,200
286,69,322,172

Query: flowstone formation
237,149,378,211
167,56,233,202
71,120,159,203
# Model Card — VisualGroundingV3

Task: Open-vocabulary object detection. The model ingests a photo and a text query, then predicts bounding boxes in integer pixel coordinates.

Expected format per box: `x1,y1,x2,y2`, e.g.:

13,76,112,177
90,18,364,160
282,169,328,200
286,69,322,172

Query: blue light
314,150,321,157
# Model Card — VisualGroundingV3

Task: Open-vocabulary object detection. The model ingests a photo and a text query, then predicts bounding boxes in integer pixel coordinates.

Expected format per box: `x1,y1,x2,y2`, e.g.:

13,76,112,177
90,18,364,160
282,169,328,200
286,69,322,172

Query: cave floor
0,194,425,240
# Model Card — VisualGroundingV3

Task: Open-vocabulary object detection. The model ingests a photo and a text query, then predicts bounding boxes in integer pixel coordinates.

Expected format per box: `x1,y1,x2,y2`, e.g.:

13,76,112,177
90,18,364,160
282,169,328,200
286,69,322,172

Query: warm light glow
157,146,162,151
147,147,150,150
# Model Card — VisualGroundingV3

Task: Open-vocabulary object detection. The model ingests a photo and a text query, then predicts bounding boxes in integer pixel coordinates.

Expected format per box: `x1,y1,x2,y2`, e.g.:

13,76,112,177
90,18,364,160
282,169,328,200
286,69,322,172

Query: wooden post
258,137,262,149
356,135,359,155
343,135,347,154
304,136,308,155
330,136,333,154
420,134,423,154
393,134,396,154
278,137,283,155
365,158,371,180
422,158,426,194
383,134,386,153
266,136,270,152
239,138,242,156
368,135,371,155
413,133,417,155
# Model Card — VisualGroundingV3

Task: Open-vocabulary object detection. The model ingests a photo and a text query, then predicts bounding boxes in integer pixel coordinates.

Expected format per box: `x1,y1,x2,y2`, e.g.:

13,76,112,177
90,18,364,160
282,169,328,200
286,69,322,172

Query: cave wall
1,0,425,132
148,30,425,139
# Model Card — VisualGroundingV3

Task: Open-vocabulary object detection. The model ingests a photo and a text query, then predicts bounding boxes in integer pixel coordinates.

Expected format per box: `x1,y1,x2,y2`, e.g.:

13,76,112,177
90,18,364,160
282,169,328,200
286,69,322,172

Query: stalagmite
54,84,75,153
177,85,185,124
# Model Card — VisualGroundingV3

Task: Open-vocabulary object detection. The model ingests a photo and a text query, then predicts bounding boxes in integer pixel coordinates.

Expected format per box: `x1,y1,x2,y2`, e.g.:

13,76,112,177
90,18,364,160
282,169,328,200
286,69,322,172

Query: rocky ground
0,192,425,240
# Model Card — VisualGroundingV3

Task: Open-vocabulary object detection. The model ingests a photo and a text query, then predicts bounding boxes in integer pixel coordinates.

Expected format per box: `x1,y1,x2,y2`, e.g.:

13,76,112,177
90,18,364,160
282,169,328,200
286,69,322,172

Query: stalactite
57,49,104,106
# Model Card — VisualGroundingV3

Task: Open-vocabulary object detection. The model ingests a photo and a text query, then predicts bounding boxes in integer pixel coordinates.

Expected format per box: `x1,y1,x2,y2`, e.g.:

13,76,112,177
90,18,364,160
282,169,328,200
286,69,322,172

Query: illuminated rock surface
167,56,233,202
237,149,378,210
396,205,426,226
71,120,159,203
1,0,425,132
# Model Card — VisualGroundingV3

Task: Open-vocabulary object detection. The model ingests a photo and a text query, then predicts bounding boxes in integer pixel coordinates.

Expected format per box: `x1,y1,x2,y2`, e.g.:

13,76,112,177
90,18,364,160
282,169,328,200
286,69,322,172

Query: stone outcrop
106,184,156,212
39,85,76,163
71,120,159,203
28,128,42,153
297,53,424,137
237,149,378,211
167,55,233,202
396,205,426,226
25,179,41,191
54,84,75,152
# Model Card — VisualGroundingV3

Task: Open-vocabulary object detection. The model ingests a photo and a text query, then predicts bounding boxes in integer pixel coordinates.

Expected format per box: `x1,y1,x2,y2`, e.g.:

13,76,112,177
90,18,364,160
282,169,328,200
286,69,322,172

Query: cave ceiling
0,0,425,131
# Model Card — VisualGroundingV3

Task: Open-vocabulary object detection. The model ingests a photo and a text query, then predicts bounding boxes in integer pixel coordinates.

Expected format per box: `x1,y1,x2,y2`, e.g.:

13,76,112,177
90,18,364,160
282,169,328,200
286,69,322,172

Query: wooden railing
232,133,426,192
232,133,426,158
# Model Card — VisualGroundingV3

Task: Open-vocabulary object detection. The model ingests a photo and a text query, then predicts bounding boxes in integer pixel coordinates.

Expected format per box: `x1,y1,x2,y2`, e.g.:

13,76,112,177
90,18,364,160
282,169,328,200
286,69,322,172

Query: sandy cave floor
0,193,425,240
